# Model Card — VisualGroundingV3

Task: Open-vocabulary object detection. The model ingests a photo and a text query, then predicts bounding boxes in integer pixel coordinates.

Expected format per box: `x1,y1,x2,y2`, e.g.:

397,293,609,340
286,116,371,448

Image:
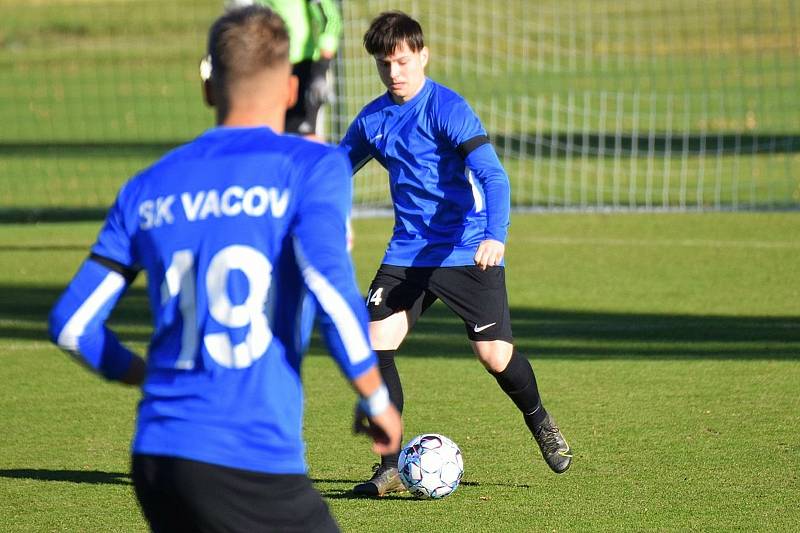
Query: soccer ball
398,433,464,499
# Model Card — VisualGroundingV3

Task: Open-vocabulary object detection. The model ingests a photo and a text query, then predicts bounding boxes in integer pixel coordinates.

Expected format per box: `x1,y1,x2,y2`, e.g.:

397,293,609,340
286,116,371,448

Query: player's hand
307,77,332,108
473,239,505,271
120,354,146,386
353,403,402,456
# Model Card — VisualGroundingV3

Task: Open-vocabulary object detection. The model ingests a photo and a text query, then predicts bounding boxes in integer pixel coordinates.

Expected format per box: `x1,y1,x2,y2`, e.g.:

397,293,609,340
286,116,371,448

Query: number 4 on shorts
367,287,383,306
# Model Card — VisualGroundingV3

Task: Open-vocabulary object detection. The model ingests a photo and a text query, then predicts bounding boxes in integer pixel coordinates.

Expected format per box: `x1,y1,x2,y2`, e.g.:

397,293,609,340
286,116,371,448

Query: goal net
1,0,797,215
336,0,800,211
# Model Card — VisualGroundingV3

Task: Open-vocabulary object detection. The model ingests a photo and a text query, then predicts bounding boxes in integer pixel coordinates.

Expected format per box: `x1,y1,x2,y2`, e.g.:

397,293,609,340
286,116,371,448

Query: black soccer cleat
352,464,406,497
532,414,573,474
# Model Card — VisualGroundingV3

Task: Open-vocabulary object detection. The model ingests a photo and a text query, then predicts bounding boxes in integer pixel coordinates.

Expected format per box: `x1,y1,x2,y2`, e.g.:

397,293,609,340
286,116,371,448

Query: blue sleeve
440,96,487,149
339,117,373,174
297,291,320,353
466,143,511,243
441,96,511,243
48,258,137,381
291,149,377,380
91,179,139,268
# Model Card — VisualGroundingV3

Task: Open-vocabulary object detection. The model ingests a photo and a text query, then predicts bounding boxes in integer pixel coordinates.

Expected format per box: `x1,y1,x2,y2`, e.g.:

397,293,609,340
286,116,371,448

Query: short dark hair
207,6,290,88
363,11,425,56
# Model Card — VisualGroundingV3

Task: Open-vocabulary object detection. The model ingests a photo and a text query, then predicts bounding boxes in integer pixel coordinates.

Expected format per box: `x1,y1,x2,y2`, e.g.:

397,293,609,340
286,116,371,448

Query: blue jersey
340,78,510,267
49,127,376,474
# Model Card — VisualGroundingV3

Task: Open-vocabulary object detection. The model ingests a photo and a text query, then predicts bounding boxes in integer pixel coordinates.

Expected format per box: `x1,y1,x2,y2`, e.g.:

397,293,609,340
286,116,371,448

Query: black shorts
366,264,513,342
132,454,339,533
286,59,325,135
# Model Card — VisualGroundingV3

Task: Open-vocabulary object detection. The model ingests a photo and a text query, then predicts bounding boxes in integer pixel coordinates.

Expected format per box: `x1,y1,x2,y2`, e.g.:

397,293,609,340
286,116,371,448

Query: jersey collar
383,77,432,109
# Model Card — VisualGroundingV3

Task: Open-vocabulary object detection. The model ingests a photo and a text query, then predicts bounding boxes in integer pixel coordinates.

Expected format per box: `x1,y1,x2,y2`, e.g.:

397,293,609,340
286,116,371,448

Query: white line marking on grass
515,236,800,250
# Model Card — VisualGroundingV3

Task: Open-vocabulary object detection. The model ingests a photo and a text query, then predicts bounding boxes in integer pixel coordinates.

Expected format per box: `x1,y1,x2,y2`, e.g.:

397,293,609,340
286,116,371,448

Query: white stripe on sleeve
466,169,484,213
57,271,126,352
293,238,371,365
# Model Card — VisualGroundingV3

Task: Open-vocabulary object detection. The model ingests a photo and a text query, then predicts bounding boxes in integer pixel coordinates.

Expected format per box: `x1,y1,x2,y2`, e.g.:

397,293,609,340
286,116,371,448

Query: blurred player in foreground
48,6,400,531
340,11,572,497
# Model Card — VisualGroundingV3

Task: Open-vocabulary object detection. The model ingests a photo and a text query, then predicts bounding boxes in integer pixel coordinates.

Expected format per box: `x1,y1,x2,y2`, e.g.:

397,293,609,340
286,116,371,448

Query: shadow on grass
0,244,95,252
319,489,412,501
312,478,530,500
493,131,800,157
0,283,152,342
308,478,406,501
0,469,517,494
2,132,798,222
0,469,130,486
3,283,797,360
0,207,111,223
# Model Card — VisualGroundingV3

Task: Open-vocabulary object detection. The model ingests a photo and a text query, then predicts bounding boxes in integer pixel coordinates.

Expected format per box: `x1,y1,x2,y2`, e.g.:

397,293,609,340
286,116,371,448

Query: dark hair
363,11,425,56
207,6,290,88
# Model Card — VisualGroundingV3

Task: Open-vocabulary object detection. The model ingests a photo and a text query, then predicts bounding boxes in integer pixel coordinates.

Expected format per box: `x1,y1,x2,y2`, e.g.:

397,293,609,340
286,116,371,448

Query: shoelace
534,425,562,454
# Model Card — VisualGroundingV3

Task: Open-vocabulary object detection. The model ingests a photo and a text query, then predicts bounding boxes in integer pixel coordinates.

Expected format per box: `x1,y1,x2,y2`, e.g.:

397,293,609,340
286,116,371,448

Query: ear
420,46,429,68
287,74,299,109
203,79,215,108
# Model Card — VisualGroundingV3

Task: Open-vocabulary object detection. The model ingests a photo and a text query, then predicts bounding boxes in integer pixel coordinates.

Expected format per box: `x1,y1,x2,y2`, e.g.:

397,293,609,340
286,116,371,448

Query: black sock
376,349,403,469
490,351,548,431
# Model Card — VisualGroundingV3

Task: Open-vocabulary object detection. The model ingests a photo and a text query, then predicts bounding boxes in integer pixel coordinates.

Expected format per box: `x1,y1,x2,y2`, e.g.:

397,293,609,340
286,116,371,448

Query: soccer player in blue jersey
340,12,573,497
48,6,401,531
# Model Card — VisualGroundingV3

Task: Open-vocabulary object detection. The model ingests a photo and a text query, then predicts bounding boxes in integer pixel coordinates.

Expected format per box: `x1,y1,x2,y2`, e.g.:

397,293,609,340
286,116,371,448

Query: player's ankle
523,405,548,432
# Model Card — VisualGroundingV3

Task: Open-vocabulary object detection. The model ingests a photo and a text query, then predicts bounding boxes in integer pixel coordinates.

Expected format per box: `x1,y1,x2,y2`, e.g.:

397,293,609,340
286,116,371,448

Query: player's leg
132,454,197,533
300,59,332,141
369,310,409,472
285,59,315,137
353,265,433,497
430,266,573,474
368,306,410,350
351,311,409,497
471,339,572,473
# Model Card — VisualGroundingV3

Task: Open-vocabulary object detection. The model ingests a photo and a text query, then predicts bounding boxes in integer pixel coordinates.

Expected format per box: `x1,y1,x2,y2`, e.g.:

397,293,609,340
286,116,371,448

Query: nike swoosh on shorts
473,322,497,333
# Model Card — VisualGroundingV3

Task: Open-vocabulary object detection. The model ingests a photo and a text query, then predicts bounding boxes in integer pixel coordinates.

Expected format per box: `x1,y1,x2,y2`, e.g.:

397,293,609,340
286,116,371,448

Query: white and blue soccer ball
398,433,464,499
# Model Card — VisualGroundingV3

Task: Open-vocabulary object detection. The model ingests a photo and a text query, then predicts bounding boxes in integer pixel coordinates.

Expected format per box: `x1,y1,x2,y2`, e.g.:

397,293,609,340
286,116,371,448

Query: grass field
1,212,798,531
1,0,798,211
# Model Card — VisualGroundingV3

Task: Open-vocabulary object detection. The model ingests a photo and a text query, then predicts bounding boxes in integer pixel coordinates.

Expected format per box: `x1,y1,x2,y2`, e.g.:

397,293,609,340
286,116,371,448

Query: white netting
0,0,797,213
332,0,799,210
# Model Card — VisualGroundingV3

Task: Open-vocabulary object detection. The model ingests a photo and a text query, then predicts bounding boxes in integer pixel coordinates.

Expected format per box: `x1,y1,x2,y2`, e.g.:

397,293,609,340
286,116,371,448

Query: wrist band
358,383,390,417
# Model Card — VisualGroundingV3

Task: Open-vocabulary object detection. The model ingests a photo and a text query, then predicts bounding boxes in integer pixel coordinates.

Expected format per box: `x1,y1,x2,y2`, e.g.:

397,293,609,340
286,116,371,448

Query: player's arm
338,117,374,175
312,0,342,59
291,149,400,454
49,180,146,385
48,255,145,385
465,143,511,269
445,98,511,269
305,0,342,107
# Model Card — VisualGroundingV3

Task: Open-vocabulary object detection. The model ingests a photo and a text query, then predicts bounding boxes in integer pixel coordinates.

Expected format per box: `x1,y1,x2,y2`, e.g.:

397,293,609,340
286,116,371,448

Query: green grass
1,0,798,210
1,212,798,531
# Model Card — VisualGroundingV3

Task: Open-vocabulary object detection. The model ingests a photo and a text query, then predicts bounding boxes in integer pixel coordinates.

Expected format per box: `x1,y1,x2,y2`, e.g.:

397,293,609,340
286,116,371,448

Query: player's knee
472,341,513,372
477,353,509,373
368,329,404,350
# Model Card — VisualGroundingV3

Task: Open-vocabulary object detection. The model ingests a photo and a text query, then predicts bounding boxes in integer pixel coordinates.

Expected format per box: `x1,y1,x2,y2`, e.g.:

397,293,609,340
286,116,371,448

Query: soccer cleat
352,464,406,497
532,414,573,474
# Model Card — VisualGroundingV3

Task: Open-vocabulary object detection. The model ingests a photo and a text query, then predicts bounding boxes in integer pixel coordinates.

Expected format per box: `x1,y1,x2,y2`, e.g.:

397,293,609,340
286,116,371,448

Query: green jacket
255,0,342,63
